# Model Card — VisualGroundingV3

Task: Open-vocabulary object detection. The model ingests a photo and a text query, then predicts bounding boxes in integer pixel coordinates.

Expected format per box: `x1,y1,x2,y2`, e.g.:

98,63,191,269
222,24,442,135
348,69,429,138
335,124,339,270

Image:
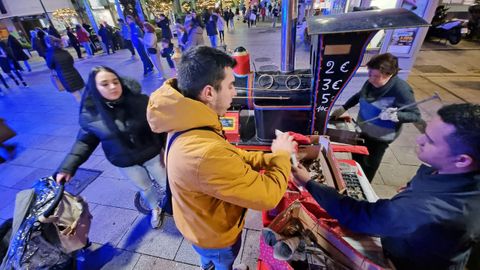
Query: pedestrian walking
48,25,61,39
56,66,167,229
204,11,219,48
7,33,31,72
272,6,279,27
159,38,176,75
142,22,165,79
66,27,83,59
98,23,116,55
127,15,154,76
229,9,235,29
30,30,46,61
75,24,93,57
118,19,135,58
0,41,27,87
214,9,225,44
45,36,84,102
184,20,205,51
155,14,173,42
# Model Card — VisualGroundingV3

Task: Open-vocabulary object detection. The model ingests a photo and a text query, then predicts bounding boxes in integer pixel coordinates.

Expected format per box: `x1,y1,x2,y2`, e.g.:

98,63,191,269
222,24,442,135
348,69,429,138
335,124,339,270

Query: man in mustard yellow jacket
147,46,297,270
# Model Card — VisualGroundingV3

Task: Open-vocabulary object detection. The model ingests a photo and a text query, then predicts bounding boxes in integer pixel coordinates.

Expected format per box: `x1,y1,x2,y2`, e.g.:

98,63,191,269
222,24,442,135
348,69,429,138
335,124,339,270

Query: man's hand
56,172,72,184
379,107,399,122
291,163,311,187
271,133,297,155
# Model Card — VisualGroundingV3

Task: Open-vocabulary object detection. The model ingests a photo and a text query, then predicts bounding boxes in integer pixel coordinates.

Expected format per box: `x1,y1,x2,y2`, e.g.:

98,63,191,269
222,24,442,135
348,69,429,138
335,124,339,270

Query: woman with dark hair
330,53,421,181
0,41,27,87
56,66,167,229
46,36,84,102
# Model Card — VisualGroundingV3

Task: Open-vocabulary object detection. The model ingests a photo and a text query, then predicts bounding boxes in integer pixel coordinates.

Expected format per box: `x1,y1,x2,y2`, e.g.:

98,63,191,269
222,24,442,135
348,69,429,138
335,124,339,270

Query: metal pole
39,0,53,25
83,0,99,34
135,0,145,22
280,0,297,73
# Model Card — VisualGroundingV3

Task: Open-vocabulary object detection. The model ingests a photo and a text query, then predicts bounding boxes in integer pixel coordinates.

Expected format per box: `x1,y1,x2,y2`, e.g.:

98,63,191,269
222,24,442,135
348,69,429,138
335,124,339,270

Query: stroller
0,176,92,269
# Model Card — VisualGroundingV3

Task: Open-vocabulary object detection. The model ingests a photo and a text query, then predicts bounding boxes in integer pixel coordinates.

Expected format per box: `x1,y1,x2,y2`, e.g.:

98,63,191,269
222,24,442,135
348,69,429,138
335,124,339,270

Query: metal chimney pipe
280,0,298,73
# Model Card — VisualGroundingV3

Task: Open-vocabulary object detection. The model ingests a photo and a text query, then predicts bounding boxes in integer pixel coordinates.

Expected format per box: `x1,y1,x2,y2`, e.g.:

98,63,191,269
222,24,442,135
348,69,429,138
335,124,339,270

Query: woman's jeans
81,42,93,56
118,154,166,209
209,35,217,48
148,52,165,77
192,235,242,270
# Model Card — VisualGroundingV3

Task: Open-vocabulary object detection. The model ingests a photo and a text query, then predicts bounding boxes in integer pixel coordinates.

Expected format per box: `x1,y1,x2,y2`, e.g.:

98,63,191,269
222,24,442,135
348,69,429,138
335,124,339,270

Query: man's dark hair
177,46,236,100
366,53,399,76
438,103,480,165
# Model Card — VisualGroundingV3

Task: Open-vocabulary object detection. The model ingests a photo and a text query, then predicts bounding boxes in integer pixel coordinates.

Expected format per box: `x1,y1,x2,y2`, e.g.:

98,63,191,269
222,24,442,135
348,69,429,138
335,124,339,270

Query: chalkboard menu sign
311,31,375,134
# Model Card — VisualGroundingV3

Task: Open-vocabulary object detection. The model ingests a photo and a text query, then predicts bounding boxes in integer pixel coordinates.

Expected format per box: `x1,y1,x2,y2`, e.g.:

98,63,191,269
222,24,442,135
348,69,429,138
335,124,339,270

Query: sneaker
150,207,165,229
233,263,249,270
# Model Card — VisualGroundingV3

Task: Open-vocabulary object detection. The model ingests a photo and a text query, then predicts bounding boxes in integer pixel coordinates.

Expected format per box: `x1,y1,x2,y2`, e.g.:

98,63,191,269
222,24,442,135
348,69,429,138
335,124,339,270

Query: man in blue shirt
292,103,480,270
126,15,154,76
118,18,135,58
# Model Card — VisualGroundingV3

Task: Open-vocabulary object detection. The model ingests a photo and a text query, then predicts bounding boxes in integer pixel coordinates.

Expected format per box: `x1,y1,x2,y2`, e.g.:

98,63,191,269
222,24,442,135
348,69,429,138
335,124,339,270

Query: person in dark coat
0,41,27,87
56,66,167,229
160,38,175,74
66,27,83,59
293,103,480,270
45,36,84,102
7,33,31,72
204,11,218,48
48,25,61,39
330,53,421,181
98,23,115,55
155,14,172,41
30,30,46,62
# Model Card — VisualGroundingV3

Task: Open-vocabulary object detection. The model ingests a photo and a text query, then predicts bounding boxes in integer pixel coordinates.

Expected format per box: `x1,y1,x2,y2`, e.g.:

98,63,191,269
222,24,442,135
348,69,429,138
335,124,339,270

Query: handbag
147,47,158,54
50,70,65,92
0,118,16,143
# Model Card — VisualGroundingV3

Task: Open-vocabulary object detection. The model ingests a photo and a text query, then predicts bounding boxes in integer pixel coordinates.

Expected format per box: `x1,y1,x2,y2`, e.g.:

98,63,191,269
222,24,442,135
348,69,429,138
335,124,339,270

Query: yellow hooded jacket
147,79,291,248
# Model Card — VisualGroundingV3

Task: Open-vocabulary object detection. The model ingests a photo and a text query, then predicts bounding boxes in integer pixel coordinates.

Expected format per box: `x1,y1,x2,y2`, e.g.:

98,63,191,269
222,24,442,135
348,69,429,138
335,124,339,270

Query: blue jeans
192,235,242,270
209,35,217,48
133,42,154,72
118,154,166,209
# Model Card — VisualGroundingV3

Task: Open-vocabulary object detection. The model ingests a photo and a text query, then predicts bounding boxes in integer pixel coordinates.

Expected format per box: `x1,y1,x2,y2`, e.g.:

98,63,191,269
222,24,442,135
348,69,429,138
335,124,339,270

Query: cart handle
42,178,65,219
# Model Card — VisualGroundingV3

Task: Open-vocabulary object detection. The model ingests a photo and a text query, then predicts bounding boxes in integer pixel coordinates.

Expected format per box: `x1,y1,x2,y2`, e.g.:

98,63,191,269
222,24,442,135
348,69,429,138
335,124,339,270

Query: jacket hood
147,79,223,134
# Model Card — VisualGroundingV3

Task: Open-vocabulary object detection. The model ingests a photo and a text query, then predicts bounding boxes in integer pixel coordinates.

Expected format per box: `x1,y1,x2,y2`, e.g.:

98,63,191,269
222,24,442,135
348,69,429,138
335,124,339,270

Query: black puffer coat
58,79,164,176
46,47,84,92
7,35,29,61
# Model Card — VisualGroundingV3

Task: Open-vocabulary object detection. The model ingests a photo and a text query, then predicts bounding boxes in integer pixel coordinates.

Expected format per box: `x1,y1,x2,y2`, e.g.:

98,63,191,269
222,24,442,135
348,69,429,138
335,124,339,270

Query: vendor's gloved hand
330,107,346,119
379,107,399,122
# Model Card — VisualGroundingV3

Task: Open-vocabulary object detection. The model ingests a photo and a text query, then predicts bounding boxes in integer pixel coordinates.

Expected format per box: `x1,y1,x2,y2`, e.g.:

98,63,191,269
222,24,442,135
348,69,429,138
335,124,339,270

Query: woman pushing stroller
55,66,167,229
